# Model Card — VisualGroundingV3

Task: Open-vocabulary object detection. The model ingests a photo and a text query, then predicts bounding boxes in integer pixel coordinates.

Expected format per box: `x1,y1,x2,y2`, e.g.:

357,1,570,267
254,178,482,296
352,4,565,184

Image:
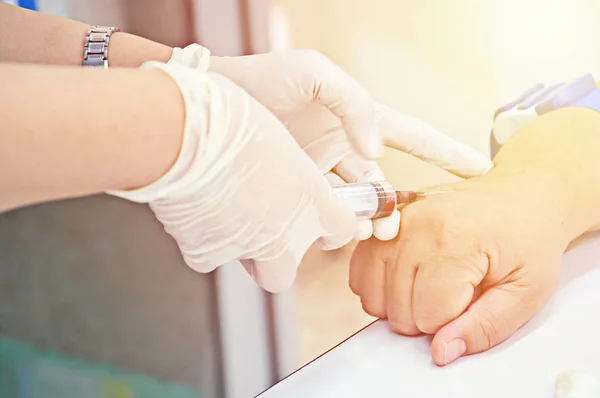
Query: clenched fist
350,125,599,365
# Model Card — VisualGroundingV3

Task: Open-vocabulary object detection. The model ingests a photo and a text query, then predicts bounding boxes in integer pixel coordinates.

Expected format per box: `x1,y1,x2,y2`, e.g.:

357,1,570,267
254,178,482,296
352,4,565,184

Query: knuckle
397,204,439,235
414,316,442,335
398,204,466,255
360,298,386,319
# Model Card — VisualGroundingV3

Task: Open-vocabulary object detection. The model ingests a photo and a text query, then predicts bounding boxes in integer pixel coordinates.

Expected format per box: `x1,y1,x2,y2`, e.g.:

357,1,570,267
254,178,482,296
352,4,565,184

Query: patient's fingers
352,238,387,319
412,254,485,334
385,239,421,336
348,242,364,296
431,282,541,366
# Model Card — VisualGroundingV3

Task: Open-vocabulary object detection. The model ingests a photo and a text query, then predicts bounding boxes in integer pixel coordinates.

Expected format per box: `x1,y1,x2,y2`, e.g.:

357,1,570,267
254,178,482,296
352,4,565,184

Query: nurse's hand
349,169,575,365
108,62,357,293
170,45,493,241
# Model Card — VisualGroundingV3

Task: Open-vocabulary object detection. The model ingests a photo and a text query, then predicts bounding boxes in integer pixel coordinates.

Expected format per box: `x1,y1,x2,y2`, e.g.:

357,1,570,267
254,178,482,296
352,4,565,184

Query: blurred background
2,0,600,397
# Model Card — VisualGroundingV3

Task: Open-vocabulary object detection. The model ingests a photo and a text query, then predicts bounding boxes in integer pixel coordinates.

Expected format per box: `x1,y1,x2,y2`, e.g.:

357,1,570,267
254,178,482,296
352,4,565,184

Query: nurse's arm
0,63,183,212
0,2,173,67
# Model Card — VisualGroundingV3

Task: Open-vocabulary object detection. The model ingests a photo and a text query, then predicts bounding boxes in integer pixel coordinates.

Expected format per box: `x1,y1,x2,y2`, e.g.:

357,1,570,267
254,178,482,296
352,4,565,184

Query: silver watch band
82,26,120,68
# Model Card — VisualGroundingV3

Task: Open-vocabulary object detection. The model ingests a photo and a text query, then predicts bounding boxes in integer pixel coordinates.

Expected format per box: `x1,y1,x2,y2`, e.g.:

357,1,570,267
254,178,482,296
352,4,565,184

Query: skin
350,107,600,366
0,63,184,212
0,2,173,66
0,2,181,212
7,3,600,361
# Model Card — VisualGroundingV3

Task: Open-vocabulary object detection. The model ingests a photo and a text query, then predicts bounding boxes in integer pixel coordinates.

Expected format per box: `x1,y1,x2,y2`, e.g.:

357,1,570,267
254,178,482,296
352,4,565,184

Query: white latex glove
107,62,357,293
170,45,493,240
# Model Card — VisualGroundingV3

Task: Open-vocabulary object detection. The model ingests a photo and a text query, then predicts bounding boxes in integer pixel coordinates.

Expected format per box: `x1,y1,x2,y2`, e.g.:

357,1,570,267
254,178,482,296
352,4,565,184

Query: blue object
535,73,597,115
570,79,600,111
17,0,37,10
490,73,600,158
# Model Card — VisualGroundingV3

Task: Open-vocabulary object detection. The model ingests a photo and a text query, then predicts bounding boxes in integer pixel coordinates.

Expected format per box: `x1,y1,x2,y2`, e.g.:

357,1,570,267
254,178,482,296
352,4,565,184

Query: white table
259,232,600,398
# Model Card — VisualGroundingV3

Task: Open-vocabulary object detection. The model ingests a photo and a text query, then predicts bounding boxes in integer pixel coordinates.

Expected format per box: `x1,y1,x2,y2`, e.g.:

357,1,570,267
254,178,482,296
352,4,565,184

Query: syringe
332,181,450,220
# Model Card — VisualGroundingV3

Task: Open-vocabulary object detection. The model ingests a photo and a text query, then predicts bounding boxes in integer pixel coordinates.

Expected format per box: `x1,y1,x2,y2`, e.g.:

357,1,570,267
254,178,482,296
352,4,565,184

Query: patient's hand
349,171,576,366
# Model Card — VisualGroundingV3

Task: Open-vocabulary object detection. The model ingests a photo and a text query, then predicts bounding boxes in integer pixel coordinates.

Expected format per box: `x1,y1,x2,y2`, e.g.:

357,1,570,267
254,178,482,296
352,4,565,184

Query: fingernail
444,339,466,365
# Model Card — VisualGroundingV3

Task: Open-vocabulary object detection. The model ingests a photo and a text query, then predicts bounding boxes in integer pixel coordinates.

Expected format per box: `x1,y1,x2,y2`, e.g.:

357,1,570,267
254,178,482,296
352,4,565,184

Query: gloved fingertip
373,210,401,241
439,146,494,178
354,220,373,241
252,258,298,293
456,155,494,178
183,257,219,274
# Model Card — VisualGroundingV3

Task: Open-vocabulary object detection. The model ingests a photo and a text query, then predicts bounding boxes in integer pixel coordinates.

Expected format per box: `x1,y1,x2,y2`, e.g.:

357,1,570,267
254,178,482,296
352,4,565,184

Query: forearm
490,108,600,236
423,107,600,244
0,2,173,67
0,63,184,212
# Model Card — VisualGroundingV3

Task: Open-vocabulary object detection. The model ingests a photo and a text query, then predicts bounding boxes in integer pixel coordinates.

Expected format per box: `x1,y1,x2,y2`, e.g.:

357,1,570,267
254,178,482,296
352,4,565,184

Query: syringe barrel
333,181,397,220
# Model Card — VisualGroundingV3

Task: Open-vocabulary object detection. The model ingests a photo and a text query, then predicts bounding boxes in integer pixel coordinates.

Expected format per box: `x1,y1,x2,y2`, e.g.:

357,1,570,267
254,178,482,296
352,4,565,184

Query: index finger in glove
210,50,382,160
377,104,493,178
294,50,382,160
240,253,298,293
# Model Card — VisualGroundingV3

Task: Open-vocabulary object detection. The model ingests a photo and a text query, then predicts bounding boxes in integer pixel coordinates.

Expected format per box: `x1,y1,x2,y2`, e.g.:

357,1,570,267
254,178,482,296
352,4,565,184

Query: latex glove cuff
169,43,211,71
106,60,213,202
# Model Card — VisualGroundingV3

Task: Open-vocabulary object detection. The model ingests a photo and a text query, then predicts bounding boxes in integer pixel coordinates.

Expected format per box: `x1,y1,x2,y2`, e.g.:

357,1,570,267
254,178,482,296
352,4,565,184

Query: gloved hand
107,61,357,293
169,45,493,241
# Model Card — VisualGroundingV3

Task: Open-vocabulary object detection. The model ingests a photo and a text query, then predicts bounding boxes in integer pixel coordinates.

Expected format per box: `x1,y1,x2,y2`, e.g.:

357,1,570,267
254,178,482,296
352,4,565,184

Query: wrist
492,108,600,240
167,44,211,71
486,170,583,246
106,31,173,68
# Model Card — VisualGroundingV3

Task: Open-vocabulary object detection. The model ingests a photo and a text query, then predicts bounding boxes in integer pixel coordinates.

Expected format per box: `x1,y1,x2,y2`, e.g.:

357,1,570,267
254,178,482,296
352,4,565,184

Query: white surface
260,232,600,398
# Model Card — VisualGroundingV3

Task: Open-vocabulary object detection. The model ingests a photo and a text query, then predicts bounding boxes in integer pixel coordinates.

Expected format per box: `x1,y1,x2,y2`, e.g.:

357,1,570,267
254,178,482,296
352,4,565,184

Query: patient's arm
491,107,600,234
350,107,600,366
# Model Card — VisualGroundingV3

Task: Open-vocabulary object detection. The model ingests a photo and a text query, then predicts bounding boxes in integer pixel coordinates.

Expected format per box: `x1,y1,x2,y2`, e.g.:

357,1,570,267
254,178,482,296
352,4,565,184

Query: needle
395,190,453,204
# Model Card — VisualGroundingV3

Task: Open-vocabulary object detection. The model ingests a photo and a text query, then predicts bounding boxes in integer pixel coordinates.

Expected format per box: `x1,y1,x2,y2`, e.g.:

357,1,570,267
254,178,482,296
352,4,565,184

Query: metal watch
491,74,599,157
82,26,120,68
